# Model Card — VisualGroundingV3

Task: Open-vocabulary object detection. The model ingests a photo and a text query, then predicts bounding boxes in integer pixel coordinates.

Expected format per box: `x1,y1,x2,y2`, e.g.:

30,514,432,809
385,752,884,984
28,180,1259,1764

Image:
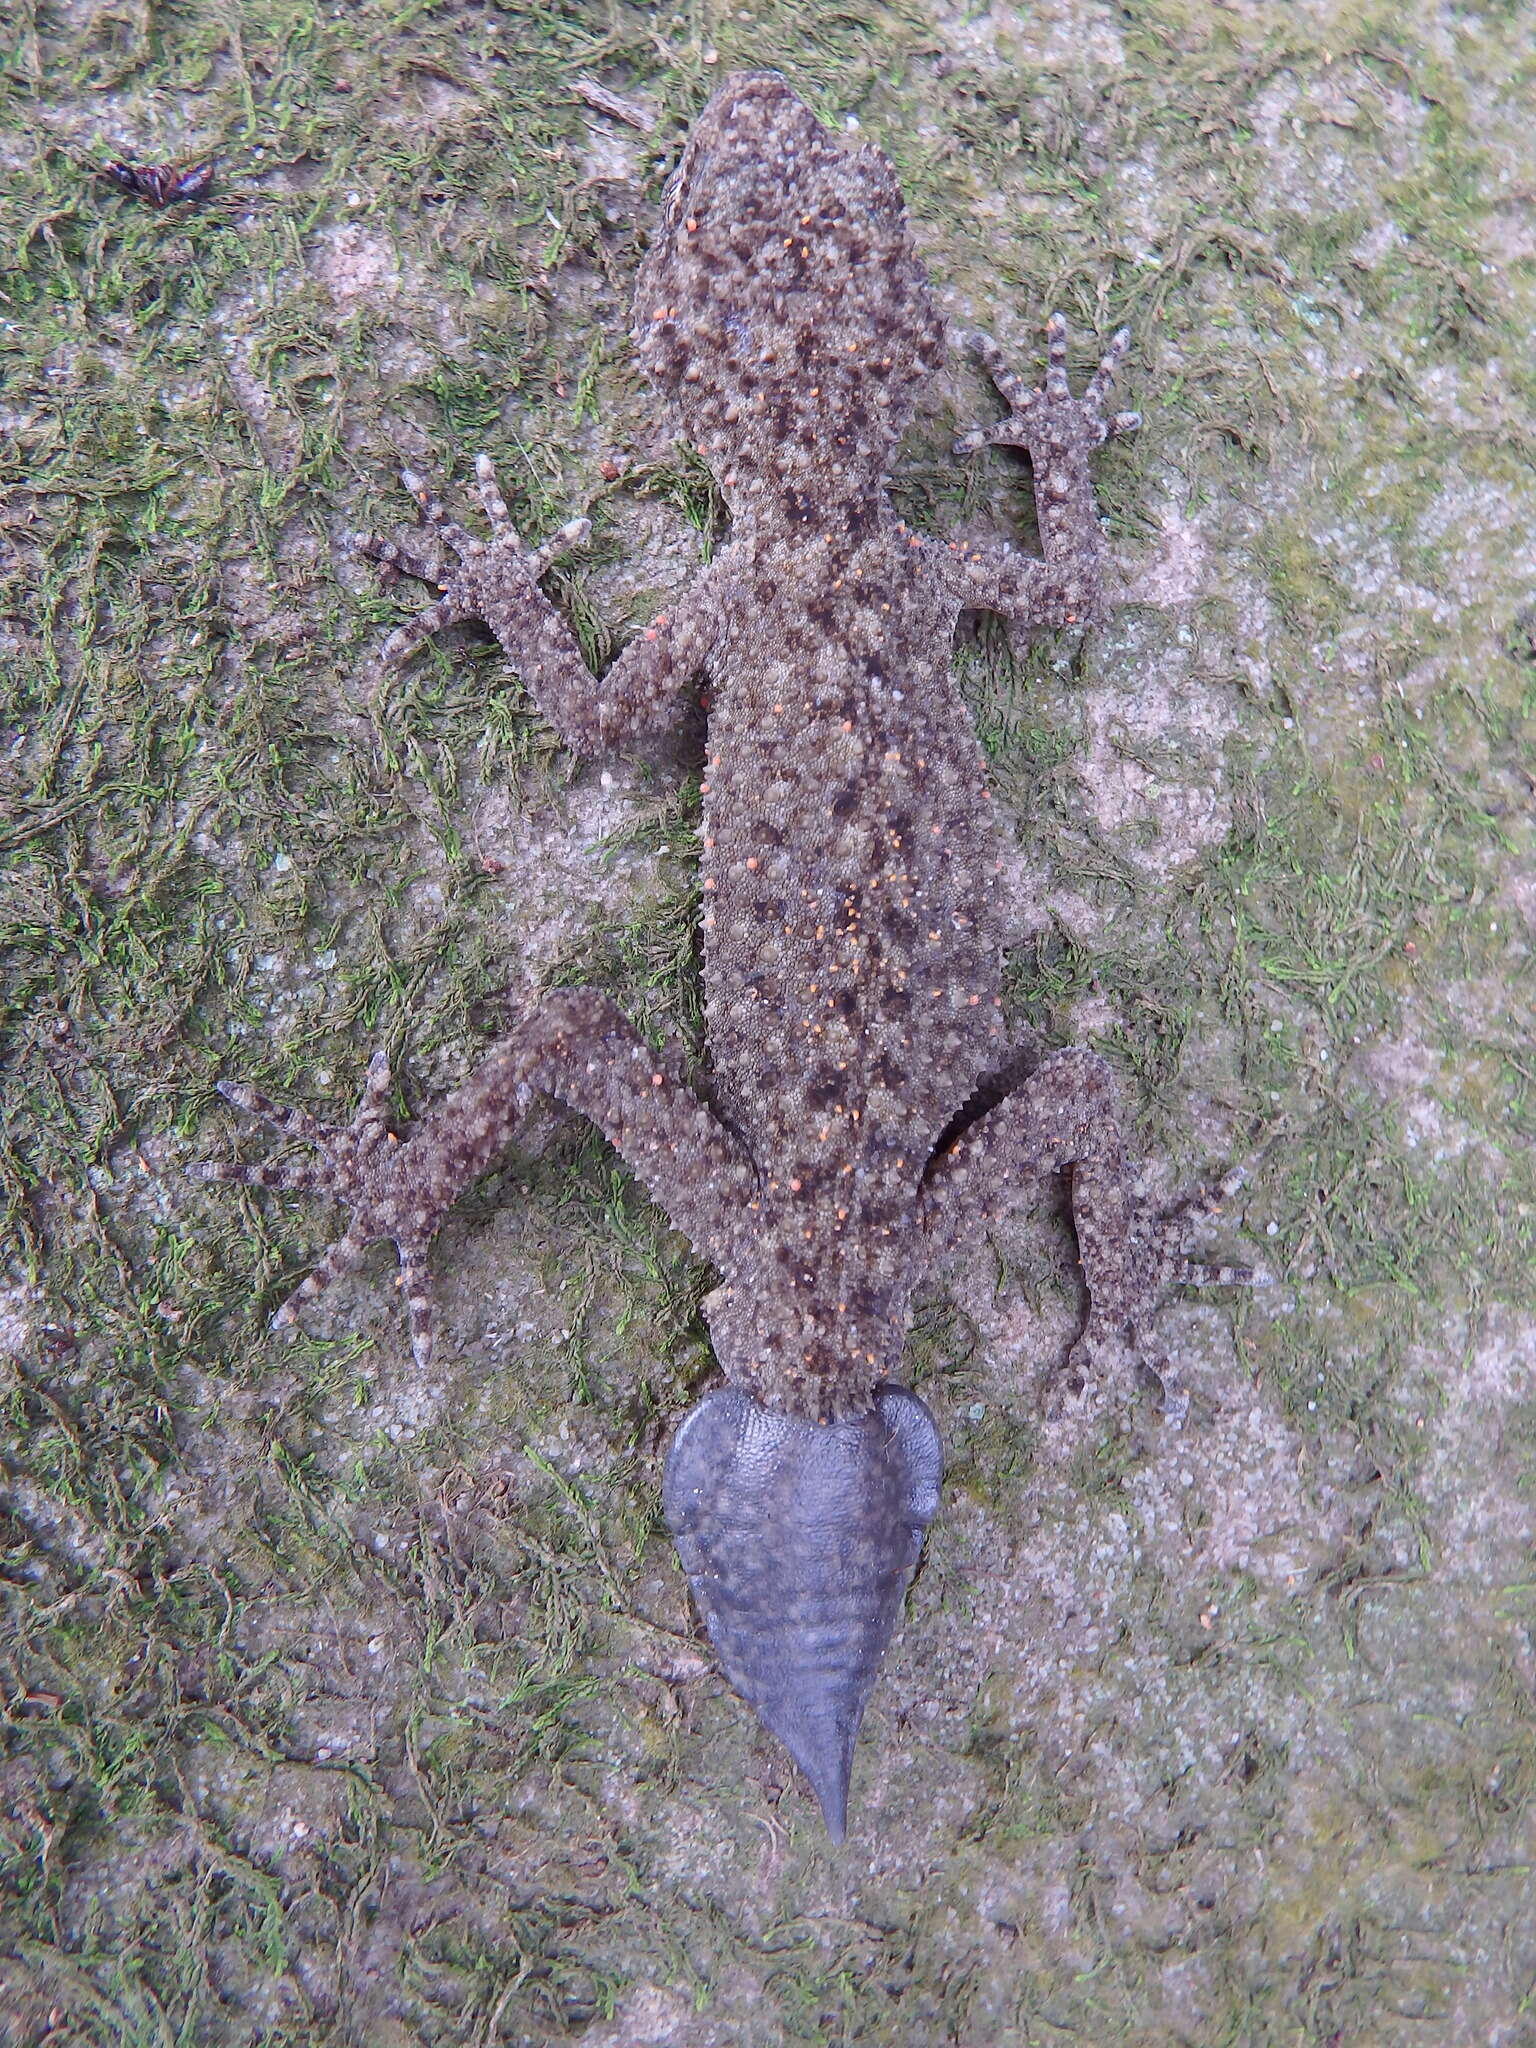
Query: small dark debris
99,158,216,207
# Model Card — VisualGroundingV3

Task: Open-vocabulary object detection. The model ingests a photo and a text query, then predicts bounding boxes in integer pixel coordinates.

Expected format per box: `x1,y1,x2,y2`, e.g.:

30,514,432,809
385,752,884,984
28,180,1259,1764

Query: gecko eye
663,1381,942,1839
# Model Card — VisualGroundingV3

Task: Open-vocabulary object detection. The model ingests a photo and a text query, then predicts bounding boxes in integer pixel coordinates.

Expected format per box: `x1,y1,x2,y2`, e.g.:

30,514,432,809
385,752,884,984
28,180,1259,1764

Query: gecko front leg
197,988,758,1367
949,313,1140,631
358,454,731,755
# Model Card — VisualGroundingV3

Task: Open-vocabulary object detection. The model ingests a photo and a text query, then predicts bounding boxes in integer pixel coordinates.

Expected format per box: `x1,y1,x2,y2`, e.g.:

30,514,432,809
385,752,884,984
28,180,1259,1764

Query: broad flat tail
664,1383,942,1840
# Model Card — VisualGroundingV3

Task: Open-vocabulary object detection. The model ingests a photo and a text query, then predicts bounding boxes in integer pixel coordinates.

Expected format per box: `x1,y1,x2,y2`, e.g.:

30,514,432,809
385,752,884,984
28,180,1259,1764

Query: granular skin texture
203,73,1166,1424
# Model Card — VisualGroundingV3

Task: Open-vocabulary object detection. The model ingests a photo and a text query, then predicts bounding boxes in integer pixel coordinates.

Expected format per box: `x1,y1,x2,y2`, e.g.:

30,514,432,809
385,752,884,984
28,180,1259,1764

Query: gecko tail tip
757,1693,854,1841
663,1381,942,1842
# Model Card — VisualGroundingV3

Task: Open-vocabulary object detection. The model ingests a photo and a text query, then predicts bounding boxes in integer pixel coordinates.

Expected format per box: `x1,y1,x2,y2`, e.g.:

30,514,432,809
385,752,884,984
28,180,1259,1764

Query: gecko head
634,72,945,505
663,1381,943,1840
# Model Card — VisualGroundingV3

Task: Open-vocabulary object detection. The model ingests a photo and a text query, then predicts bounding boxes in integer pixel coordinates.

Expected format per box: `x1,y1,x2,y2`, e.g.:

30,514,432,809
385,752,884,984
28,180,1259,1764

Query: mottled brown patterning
200,74,1234,1836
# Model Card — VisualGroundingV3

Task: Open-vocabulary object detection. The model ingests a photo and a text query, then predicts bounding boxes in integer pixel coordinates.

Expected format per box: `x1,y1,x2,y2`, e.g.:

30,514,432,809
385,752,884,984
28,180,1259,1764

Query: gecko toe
664,1383,942,1840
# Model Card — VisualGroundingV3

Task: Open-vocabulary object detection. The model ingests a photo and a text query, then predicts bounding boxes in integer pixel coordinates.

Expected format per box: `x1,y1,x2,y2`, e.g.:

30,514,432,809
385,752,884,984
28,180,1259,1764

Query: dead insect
99,158,216,207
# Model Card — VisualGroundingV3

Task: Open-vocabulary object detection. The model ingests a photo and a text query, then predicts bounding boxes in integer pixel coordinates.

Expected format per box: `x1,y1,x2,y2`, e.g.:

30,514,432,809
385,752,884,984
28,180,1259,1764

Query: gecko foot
954,312,1140,458
192,1051,449,1366
664,1383,942,1842
1059,1171,1265,1428
357,454,590,672
1162,1166,1267,1294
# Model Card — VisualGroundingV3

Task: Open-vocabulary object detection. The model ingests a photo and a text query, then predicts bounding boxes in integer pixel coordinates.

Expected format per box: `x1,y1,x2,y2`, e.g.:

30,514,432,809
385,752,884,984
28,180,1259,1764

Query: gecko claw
664,1383,942,1841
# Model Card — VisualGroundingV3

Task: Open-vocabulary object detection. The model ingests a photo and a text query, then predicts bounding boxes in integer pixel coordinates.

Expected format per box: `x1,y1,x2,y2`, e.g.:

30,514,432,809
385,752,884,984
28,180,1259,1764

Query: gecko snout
663,1382,942,1839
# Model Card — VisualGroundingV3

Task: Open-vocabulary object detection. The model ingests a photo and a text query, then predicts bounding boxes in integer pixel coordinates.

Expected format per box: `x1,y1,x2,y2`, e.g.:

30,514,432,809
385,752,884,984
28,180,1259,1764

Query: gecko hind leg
194,989,759,1370
918,1047,1257,1418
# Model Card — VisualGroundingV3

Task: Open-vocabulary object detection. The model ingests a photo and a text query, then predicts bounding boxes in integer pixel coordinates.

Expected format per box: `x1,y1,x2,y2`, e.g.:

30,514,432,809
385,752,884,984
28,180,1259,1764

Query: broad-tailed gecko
202,73,1215,1841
